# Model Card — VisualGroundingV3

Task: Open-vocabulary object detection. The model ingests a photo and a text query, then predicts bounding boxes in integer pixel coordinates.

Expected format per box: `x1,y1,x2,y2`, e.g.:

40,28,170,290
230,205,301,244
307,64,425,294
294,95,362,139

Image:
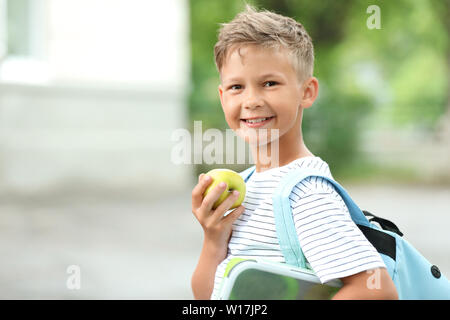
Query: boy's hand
192,173,245,260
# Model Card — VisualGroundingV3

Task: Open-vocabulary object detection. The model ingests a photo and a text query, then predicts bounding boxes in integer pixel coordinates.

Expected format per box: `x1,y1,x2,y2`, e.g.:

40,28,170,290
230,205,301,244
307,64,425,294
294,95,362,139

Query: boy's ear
300,77,319,109
218,84,224,106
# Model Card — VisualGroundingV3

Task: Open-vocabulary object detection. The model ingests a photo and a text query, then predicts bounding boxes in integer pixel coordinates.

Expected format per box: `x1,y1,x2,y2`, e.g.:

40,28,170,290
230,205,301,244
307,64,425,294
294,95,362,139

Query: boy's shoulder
285,158,341,201
240,157,340,196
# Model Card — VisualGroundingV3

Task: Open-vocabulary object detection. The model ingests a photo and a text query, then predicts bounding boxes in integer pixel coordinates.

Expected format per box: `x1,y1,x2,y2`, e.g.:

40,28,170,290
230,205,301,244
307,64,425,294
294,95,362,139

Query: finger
211,190,241,222
201,181,228,213
223,205,246,226
191,174,212,211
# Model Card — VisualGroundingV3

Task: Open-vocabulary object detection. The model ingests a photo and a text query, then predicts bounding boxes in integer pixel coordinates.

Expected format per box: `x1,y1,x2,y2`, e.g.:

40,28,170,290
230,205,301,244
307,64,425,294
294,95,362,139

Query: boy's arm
290,177,398,300
332,268,398,300
191,240,225,300
190,174,245,300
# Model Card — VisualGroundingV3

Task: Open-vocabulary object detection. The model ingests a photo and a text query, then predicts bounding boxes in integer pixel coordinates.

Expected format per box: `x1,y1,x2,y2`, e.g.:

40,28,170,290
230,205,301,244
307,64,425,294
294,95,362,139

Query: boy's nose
242,93,264,109
243,99,263,109
242,85,264,109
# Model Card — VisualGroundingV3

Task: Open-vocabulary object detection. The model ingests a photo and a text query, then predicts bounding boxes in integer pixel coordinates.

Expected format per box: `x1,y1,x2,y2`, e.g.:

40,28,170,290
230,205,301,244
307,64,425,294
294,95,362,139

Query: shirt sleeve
290,176,386,283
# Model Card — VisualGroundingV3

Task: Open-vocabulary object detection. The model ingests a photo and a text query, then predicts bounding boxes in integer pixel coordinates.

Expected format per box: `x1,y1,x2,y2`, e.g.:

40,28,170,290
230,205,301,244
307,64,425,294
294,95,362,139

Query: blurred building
361,111,450,183
0,0,191,199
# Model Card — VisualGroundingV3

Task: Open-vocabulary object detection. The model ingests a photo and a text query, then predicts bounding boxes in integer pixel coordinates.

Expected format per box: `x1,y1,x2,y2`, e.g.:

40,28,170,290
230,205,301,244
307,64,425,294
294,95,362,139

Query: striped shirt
210,156,386,299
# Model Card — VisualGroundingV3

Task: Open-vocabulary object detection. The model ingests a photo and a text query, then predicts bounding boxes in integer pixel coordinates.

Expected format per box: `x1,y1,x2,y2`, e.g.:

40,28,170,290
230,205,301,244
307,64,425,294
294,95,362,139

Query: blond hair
214,4,314,82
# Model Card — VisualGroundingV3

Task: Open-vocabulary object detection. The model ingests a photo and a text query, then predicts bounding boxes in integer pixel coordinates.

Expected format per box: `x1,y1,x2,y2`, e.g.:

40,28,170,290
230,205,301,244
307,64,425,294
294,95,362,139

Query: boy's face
218,44,316,146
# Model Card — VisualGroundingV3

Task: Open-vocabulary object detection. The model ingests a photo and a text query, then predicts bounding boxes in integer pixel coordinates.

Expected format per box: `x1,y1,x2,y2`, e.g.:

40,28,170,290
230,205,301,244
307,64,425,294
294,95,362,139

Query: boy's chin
237,134,277,147
236,129,279,147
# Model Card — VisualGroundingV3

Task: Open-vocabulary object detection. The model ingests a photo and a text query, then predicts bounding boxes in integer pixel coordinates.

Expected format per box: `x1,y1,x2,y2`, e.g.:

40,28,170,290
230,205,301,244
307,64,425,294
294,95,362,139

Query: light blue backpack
240,165,450,299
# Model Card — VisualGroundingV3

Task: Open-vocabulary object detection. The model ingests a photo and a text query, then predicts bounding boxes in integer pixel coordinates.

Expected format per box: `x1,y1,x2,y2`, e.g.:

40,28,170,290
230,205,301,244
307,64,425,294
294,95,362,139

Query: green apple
203,168,246,210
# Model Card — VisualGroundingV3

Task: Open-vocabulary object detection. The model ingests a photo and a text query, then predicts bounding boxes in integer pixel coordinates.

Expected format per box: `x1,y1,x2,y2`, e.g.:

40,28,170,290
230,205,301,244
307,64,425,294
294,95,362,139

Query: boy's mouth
240,116,275,128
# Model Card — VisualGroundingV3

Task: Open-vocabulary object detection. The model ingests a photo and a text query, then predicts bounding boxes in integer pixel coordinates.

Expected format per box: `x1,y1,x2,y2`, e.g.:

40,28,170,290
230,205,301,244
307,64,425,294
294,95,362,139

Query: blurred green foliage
188,0,449,178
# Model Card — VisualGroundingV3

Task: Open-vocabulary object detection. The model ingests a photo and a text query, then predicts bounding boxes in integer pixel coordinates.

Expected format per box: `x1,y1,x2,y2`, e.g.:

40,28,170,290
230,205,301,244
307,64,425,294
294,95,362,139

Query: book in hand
217,257,342,300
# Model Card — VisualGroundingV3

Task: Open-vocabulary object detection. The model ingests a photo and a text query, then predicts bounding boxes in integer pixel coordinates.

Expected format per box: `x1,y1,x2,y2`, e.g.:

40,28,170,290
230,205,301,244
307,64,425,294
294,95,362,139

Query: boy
191,5,398,300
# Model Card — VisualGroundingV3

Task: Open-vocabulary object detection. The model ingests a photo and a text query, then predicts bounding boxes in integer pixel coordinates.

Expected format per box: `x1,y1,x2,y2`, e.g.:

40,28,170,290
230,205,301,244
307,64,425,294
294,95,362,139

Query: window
7,0,32,56
0,0,48,83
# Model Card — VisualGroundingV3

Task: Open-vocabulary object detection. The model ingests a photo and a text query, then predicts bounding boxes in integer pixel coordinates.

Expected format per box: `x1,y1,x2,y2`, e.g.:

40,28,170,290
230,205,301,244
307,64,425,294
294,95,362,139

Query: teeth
246,117,269,123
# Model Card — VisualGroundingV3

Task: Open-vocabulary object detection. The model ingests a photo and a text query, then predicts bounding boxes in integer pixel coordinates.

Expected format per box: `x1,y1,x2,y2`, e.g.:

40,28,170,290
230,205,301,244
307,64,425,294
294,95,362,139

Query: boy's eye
264,81,278,87
230,85,242,90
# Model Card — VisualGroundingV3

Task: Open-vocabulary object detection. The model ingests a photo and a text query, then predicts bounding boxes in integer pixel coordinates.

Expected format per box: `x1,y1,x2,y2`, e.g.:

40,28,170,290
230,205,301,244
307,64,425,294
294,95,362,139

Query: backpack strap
240,166,256,183
272,168,372,269
363,210,403,237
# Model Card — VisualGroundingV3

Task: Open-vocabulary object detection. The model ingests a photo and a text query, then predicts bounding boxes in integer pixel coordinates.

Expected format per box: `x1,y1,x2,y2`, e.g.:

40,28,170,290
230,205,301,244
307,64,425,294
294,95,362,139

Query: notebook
217,258,342,300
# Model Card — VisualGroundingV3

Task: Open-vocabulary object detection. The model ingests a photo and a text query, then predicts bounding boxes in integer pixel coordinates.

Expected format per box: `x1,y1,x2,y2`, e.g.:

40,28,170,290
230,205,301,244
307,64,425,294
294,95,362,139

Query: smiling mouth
240,116,275,127
241,116,275,123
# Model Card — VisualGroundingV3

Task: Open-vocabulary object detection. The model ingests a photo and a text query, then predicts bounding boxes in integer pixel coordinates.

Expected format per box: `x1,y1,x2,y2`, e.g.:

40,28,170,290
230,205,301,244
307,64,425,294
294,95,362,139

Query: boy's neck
251,134,314,173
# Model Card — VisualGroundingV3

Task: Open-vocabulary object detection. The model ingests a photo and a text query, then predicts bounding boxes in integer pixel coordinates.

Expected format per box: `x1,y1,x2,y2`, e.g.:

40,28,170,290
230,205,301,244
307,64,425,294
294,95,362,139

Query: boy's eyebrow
223,77,243,85
259,72,284,79
223,73,285,84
